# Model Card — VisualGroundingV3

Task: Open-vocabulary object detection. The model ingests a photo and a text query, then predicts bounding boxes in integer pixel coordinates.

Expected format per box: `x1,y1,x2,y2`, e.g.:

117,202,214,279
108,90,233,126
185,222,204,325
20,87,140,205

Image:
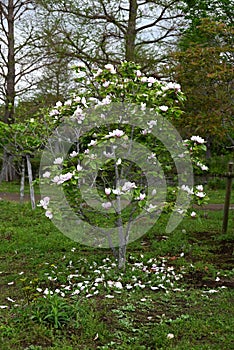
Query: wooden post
222,162,233,234
26,155,36,210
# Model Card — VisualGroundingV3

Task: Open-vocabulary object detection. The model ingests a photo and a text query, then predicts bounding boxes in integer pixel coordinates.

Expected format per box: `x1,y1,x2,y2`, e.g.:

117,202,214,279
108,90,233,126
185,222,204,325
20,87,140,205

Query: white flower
147,76,156,85
101,96,112,105
93,68,103,77
112,188,122,195
74,95,81,102
6,297,15,303
147,204,157,212
88,139,97,147
196,192,206,198
140,102,146,111
77,164,83,171
167,333,174,339
105,129,125,138
30,118,34,122
103,151,114,158
102,202,112,210
104,64,116,74
52,172,73,185
122,181,137,192
116,158,122,165
72,106,85,123
136,70,142,77
163,82,181,91
45,210,53,219
136,193,146,201
190,211,196,217
159,105,169,112
103,81,110,88
105,188,111,195
151,286,159,291
196,185,203,191
81,97,88,107
70,151,78,158
148,153,156,160
44,288,53,295
181,185,194,195
197,162,208,171
49,109,59,117
141,76,148,83
113,281,123,289
42,171,51,178
53,157,63,165
191,135,205,144
38,196,50,209
141,129,149,135
147,120,157,128
56,101,62,107
64,99,72,106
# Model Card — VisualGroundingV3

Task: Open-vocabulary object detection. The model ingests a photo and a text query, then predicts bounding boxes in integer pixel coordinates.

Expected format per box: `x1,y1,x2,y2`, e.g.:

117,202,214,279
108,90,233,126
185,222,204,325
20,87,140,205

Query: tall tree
169,18,234,155
0,1,73,180
37,0,187,70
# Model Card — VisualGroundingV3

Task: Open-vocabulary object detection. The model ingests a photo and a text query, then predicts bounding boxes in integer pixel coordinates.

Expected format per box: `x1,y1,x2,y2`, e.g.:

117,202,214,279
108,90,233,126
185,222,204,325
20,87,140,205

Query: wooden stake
222,162,233,234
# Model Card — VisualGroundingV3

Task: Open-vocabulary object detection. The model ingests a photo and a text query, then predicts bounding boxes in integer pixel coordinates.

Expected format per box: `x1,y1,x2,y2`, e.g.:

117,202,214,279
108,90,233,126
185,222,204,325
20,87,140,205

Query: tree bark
26,155,36,209
20,158,25,202
125,0,137,61
5,0,15,123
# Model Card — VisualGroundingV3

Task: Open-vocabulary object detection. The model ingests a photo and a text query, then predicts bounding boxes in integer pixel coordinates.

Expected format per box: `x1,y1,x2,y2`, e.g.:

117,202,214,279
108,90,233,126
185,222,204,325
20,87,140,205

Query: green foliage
171,18,234,145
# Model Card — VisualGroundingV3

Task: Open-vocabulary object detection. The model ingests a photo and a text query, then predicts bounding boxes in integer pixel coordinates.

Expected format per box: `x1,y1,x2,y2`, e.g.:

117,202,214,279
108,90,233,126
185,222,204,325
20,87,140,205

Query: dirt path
0,192,41,202
1,191,234,210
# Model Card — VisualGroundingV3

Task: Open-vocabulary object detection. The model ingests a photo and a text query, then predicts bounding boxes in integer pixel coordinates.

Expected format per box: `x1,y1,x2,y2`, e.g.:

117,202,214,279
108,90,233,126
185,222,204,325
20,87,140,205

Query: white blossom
191,135,205,144
102,202,112,210
45,210,53,219
181,185,194,195
105,129,125,138
122,181,137,192
42,171,51,178
159,105,169,112
70,151,78,158
53,157,63,165
105,188,111,195
104,64,116,74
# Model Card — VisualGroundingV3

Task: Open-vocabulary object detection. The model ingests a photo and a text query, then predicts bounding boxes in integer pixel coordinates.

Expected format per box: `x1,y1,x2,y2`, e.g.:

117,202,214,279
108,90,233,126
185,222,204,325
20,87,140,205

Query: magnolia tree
39,62,208,270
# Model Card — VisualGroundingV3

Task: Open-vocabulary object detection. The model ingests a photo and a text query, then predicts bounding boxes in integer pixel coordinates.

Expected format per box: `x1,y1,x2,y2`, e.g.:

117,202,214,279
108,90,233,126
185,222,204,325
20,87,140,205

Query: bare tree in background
37,0,186,71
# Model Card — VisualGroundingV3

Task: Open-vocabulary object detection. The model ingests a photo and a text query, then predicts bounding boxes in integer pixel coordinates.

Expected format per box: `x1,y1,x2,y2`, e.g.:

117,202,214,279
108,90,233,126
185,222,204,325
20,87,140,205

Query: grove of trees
0,0,233,181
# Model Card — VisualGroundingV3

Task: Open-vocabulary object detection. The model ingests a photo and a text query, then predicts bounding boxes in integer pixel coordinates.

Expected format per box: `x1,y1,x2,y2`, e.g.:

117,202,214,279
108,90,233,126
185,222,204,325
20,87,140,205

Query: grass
0,180,40,195
0,198,233,350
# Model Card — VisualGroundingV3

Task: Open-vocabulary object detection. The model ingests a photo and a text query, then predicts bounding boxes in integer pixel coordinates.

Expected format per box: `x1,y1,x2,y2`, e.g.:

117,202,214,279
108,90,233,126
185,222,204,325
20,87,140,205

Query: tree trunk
0,150,16,182
0,0,17,182
5,0,16,124
26,155,36,209
125,0,137,61
20,158,25,202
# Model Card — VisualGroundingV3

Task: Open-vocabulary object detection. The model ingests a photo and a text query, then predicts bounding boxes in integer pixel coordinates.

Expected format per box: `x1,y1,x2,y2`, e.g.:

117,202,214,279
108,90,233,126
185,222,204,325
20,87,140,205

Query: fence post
222,162,233,234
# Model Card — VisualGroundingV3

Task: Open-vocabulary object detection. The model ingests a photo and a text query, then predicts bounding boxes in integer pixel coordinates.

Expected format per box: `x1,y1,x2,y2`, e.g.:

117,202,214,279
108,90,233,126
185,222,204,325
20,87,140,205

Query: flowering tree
39,62,208,270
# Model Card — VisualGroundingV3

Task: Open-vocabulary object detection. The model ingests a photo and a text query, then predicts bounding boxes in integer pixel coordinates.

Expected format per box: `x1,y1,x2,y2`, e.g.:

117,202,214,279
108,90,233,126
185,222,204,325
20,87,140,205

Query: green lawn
0,200,233,350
